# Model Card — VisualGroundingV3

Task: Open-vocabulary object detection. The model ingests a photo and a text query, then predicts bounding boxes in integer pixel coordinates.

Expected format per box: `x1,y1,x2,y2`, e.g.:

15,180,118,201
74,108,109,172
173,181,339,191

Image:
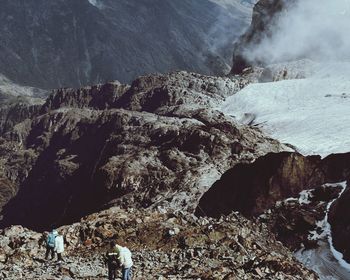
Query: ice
295,182,350,279
221,62,350,157
298,190,313,205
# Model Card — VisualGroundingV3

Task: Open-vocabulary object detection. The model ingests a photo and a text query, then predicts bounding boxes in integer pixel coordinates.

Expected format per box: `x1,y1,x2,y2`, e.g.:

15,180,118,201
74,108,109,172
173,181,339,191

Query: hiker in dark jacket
45,229,58,260
104,241,133,280
104,241,120,280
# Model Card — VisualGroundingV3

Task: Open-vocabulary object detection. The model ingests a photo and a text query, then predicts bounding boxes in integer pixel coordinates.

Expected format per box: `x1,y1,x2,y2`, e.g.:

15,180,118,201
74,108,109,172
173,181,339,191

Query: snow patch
298,190,313,205
221,62,350,157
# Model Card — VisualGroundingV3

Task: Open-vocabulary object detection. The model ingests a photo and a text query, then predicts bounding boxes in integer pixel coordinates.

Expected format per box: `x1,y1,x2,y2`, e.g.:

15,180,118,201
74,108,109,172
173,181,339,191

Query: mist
244,0,350,64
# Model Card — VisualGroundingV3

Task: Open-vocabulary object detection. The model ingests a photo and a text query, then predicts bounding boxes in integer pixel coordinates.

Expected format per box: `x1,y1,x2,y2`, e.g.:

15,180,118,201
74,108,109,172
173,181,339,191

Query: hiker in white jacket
54,233,65,262
115,244,133,280
104,242,133,280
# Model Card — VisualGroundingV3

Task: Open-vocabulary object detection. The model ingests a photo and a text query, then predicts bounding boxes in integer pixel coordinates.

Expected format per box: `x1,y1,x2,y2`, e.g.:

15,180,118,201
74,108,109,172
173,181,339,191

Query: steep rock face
261,183,344,250
329,188,350,262
0,78,47,215
0,72,285,230
327,156,350,262
0,74,47,134
196,152,325,217
196,152,350,218
0,0,253,88
324,153,350,263
230,0,296,73
0,103,40,135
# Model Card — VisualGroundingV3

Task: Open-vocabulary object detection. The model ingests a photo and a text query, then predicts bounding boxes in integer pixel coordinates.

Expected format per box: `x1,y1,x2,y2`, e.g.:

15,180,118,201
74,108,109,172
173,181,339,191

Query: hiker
117,243,133,280
45,229,58,260
105,242,133,280
54,232,65,262
105,241,120,280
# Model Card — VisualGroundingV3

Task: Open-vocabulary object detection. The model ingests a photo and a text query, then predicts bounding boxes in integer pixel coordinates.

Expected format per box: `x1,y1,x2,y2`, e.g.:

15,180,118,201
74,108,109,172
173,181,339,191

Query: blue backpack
47,233,56,248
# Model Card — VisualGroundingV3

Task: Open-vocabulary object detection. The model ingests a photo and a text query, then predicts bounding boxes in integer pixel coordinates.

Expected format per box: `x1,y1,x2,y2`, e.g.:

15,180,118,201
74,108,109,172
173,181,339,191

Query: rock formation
262,183,344,251
0,71,286,231
313,153,350,263
1,0,349,277
196,152,350,218
328,184,350,262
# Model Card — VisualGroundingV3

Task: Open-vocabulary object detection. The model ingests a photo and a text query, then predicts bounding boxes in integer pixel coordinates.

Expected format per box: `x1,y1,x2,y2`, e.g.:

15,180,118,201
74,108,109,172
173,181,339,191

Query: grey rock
0,71,285,231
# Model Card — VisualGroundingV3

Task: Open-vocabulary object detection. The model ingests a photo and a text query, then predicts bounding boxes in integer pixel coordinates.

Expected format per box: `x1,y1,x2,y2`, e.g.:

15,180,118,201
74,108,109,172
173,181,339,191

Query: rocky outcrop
0,0,253,88
0,207,318,279
41,81,130,112
323,153,350,263
196,152,350,218
231,0,297,74
0,74,47,135
328,184,350,263
196,152,324,217
0,71,286,231
0,103,42,135
261,184,344,251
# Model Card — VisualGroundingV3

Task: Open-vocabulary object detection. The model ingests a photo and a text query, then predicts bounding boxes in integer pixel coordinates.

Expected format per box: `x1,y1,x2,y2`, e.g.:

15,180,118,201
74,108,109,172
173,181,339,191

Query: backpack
107,253,120,267
47,233,56,248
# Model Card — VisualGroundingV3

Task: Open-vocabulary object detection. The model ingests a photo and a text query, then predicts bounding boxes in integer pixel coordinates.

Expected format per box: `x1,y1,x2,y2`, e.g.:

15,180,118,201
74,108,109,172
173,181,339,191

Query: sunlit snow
221,62,350,157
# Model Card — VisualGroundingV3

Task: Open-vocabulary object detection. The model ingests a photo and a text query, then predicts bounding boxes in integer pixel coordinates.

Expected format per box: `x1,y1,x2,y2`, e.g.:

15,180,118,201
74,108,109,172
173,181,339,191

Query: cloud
244,0,350,64
87,0,104,9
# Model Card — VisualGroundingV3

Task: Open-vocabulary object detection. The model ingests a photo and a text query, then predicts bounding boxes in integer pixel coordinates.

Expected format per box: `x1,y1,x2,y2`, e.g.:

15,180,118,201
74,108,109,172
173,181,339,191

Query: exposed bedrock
0,72,285,231
196,152,350,218
329,184,350,263
326,153,350,263
262,183,344,251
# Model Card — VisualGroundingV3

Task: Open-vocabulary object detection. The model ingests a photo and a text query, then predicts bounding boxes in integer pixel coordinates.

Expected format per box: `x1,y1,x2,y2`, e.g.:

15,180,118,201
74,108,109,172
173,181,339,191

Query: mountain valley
1,0,350,279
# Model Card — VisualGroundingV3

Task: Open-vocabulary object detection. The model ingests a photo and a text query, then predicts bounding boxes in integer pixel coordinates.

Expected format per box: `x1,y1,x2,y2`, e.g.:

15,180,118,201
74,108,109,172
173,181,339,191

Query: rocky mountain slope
0,75,48,136
1,0,349,278
0,71,287,231
0,69,320,279
0,74,47,99
0,207,317,279
0,0,253,89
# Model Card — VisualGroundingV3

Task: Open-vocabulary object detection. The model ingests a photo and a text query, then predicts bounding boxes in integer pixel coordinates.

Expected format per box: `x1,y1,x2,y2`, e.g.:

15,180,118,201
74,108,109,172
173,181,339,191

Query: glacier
221,61,350,157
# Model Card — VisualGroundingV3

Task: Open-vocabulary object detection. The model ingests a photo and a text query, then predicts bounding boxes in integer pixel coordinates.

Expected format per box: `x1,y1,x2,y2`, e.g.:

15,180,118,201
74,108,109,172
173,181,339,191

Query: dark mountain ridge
0,0,253,89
